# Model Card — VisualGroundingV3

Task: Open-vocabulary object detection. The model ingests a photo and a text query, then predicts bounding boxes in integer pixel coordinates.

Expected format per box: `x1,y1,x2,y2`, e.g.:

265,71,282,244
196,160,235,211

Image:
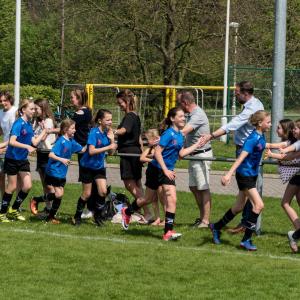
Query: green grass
1,182,300,299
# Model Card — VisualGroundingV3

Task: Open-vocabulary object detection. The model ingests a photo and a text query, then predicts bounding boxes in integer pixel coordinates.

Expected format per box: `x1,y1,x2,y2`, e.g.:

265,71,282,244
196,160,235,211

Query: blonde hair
60,118,75,135
17,98,34,118
249,110,270,127
145,128,159,140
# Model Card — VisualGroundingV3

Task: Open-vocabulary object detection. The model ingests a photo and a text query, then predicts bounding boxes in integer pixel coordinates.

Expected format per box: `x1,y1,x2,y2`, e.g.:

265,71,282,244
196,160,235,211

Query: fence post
255,162,264,235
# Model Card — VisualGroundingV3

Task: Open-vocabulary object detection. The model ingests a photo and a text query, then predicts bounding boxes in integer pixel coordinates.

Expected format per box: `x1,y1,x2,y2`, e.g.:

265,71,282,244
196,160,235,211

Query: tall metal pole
221,0,231,143
14,0,21,108
230,22,239,116
271,0,286,142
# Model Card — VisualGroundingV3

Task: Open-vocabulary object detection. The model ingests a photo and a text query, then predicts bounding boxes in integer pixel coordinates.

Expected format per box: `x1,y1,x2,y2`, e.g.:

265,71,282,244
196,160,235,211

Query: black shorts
145,163,175,190
235,173,257,191
36,150,50,172
45,174,66,187
289,175,300,186
4,158,30,175
119,147,142,180
79,167,106,184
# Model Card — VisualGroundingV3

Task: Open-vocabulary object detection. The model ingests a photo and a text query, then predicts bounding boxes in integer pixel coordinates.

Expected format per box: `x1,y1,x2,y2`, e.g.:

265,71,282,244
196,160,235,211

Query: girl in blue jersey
44,119,84,224
72,109,117,226
121,107,203,241
210,110,271,251
0,99,47,222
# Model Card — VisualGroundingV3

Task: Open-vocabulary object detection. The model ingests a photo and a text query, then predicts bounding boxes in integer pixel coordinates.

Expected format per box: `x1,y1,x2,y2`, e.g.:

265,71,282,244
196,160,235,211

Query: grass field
1,182,300,299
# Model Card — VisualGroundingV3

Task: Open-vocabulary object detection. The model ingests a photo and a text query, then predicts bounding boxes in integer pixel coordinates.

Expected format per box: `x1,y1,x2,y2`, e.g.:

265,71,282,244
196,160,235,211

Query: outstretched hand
198,134,211,148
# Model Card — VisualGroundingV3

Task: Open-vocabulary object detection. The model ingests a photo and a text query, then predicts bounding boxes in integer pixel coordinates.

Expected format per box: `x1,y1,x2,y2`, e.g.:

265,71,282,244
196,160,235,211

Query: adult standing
178,91,213,228
114,89,151,220
200,81,264,233
0,91,18,197
70,89,95,214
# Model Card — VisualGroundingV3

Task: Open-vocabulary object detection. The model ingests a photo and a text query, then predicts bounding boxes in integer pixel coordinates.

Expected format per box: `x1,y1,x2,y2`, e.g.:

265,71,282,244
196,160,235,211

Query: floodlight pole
14,0,21,108
271,0,286,142
221,0,231,143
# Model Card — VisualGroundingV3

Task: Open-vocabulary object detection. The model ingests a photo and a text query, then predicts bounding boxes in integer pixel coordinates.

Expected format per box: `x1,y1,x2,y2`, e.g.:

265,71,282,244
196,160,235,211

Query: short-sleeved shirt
236,130,266,177
72,108,92,146
5,117,34,161
46,136,82,179
80,127,111,170
0,106,18,142
33,118,56,150
117,112,141,150
151,127,184,171
185,106,211,150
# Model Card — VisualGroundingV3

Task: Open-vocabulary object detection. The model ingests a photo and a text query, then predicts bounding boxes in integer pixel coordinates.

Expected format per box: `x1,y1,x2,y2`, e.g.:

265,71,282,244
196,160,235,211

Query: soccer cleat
191,218,202,227
121,207,131,230
46,217,60,224
162,230,182,241
30,198,39,215
71,217,81,226
288,231,298,253
7,207,25,221
240,239,257,251
209,223,221,244
94,216,105,227
0,213,10,223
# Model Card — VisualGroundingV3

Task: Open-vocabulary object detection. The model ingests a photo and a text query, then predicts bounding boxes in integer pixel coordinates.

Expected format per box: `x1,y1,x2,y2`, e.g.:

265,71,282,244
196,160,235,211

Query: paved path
30,159,284,198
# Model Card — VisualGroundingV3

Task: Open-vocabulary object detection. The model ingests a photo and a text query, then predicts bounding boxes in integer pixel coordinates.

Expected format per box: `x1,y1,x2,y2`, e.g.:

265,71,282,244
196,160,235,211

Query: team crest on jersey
257,144,263,151
97,139,102,146
172,139,177,145
21,129,27,135
63,147,69,153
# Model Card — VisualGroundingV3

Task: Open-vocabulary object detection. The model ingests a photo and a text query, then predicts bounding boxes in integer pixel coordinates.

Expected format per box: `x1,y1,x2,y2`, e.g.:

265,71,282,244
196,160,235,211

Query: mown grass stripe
2,227,300,263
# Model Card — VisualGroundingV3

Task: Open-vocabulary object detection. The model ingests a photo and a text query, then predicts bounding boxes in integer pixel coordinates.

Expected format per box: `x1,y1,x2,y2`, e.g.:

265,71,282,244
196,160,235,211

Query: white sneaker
81,210,94,219
288,231,298,253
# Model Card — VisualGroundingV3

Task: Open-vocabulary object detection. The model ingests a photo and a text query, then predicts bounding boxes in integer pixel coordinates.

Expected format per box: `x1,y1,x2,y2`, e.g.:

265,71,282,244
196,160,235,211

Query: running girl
30,98,57,215
0,99,47,222
210,110,271,251
44,119,84,224
72,109,117,226
121,107,204,241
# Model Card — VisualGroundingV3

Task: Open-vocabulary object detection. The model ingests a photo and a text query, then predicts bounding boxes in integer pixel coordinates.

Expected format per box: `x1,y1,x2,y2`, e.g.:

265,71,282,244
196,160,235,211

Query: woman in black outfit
114,89,151,220
71,89,97,217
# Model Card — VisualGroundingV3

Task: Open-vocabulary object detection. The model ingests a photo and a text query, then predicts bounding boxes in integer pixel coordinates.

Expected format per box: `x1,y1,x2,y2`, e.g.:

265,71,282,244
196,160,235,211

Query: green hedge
0,84,61,109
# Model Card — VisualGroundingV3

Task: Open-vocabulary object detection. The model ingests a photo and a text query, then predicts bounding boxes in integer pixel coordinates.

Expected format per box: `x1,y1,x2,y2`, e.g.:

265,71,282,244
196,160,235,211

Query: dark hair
279,119,296,143
93,109,112,125
34,98,56,125
0,90,14,105
237,81,254,95
116,89,137,111
160,107,184,133
177,91,195,104
71,89,88,107
60,118,75,135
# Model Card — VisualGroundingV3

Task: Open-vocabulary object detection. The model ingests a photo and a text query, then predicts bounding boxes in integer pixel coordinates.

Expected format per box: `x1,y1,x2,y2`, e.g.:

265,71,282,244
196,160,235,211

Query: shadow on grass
122,227,161,240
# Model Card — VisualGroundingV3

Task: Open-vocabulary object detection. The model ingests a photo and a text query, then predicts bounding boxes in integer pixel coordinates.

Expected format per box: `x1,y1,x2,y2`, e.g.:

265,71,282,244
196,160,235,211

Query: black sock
48,197,62,219
12,190,28,210
125,200,140,216
164,211,175,234
0,193,13,214
94,195,106,218
214,209,235,230
74,197,86,219
34,195,45,203
242,211,259,242
292,229,300,240
46,193,56,201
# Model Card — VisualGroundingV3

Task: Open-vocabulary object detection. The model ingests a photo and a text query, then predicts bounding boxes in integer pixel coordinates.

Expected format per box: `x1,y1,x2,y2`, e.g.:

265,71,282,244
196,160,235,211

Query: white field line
1,227,300,263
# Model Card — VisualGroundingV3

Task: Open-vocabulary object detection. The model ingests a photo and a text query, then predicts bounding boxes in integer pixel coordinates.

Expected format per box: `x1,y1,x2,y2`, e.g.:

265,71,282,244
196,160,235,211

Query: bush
0,84,61,110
